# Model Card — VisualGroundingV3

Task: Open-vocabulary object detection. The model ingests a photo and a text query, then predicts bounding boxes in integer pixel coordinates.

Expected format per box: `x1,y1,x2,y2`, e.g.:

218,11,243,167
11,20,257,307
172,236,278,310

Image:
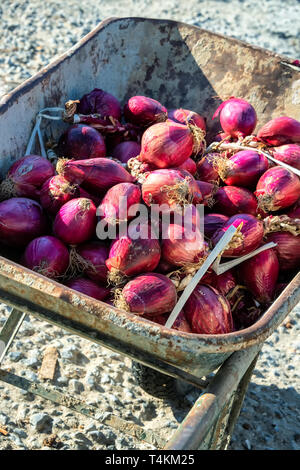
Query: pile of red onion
0,88,298,337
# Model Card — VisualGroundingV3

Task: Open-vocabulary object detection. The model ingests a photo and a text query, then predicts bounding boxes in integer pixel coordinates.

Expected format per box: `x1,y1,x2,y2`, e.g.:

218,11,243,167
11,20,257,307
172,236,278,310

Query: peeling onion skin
161,223,207,267
40,175,78,215
270,144,300,170
257,116,300,146
168,108,206,131
255,166,300,212
121,273,177,317
76,241,109,283
239,248,279,304
184,284,233,334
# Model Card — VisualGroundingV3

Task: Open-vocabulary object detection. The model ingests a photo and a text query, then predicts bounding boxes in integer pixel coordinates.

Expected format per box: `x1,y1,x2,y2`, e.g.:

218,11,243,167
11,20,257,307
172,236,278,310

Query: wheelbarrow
0,17,299,450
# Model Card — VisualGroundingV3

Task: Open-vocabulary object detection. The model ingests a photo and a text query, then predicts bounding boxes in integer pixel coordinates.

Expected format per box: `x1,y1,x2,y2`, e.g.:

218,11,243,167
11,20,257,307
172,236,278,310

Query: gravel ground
0,0,299,452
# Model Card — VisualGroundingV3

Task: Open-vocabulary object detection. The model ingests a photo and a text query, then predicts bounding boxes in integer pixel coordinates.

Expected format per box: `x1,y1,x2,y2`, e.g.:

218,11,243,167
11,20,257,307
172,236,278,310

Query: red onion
168,108,206,131
0,155,55,201
57,157,135,196
212,97,257,138
124,96,167,126
196,153,220,183
257,116,300,146
66,277,110,301
239,248,279,304
156,258,176,274
184,284,233,334
213,186,258,216
75,241,109,283
58,124,106,160
288,204,300,219
0,197,47,247
22,235,69,279
265,231,300,271
77,88,121,120
161,223,207,268
196,181,215,207
211,214,264,257
270,144,300,170
116,273,177,316
231,290,262,330
98,182,141,227
212,132,232,143
54,198,97,245
255,166,300,212
204,213,229,238
202,270,236,296
77,187,102,206
217,150,269,187
111,141,141,164
171,311,193,333
177,158,197,175
139,120,205,168
142,168,197,210
40,175,78,215
106,230,161,283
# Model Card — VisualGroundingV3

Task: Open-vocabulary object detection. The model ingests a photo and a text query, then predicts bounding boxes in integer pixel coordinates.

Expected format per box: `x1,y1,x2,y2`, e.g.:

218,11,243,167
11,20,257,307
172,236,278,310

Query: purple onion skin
270,144,300,170
266,231,300,271
39,175,78,215
184,284,233,334
239,248,279,304
77,88,122,120
106,235,161,278
76,241,109,283
224,150,269,187
255,166,300,212
111,141,141,164
59,158,135,196
5,155,55,199
257,116,300,146
211,214,264,257
231,292,262,330
202,270,236,296
0,197,47,247
212,97,257,138
58,124,106,160
98,183,141,227
66,277,110,301
121,273,177,316
168,108,206,131
124,96,167,126
53,198,97,245
196,154,220,183
213,186,258,216
22,235,69,278
204,213,229,238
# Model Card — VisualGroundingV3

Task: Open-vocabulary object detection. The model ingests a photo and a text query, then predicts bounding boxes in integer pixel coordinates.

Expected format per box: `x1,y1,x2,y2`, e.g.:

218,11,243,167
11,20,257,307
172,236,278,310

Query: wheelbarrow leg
0,308,26,363
164,343,262,450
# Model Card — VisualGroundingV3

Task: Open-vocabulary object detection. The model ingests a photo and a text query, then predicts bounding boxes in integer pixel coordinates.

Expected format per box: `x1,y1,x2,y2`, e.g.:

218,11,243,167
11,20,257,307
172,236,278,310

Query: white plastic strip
165,224,238,329
25,107,64,158
212,241,277,275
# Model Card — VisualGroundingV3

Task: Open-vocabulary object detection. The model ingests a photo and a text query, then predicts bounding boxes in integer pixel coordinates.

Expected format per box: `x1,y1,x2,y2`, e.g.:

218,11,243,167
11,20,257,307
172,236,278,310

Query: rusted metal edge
0,257,298,354
164,343,262,450
0,368,166,449
0,308,26,363
1,17,299,115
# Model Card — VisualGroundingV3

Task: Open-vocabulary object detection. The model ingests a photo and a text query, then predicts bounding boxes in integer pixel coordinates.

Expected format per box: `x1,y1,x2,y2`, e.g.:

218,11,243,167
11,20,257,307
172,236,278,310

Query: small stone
30,413,53,433
69,379,84,394
8,351,23,362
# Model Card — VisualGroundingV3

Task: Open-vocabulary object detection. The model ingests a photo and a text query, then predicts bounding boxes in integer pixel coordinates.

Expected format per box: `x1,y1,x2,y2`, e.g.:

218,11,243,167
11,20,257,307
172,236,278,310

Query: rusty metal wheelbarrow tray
0,17,300,385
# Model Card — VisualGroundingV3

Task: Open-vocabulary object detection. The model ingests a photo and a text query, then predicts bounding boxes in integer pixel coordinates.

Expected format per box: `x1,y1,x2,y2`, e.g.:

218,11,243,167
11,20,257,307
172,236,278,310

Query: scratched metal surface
0,17,299,378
